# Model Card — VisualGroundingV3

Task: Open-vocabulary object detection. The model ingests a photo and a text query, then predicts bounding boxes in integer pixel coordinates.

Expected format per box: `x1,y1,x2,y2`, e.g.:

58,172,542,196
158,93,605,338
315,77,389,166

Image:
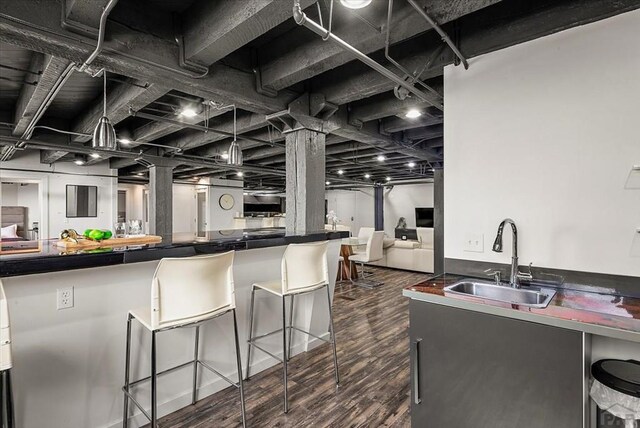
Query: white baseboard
107,333,329,428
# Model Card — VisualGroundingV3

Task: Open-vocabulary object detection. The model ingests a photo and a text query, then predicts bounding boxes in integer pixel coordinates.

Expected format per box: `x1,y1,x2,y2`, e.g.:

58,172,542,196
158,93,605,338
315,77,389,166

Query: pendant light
92,70,117,150
227,105,242,166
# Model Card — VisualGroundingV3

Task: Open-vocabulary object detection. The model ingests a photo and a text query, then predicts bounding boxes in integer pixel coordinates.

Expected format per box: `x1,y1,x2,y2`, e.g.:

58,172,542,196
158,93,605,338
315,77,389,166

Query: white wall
383,183,434,236
1,151,117,239
325,189,374,235
444,10,640,277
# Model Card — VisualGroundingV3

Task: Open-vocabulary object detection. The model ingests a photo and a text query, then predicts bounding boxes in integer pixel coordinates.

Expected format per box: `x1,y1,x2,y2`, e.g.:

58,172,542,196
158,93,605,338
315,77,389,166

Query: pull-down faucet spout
492,219,520,288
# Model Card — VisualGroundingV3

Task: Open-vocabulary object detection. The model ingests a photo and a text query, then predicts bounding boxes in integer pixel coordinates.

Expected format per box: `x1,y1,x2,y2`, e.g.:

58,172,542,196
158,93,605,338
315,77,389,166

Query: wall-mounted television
415,207,434,228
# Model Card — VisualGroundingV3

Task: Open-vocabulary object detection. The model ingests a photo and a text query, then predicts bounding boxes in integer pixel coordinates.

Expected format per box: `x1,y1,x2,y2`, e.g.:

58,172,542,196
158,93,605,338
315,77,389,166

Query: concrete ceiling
0,0,638,189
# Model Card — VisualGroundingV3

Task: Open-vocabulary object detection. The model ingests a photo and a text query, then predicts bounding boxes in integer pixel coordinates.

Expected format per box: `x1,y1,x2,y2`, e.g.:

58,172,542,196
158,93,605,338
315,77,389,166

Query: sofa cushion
392,240,420,249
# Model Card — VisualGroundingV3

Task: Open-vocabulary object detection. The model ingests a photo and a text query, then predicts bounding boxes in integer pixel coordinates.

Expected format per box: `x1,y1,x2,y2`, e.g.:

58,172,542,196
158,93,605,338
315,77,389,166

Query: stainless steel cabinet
409,300,585,428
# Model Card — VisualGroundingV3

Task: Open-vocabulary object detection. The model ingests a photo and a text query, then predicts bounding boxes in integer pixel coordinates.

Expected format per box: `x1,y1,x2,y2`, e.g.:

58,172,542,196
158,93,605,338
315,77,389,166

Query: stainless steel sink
444,280,556,309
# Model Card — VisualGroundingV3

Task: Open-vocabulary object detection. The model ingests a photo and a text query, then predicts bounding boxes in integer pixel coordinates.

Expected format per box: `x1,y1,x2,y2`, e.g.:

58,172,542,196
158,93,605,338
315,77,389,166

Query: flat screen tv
415,208,434,228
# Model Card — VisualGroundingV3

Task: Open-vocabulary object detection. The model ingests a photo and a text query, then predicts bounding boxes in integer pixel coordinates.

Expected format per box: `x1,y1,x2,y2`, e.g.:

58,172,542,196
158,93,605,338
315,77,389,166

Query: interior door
196,190,207,237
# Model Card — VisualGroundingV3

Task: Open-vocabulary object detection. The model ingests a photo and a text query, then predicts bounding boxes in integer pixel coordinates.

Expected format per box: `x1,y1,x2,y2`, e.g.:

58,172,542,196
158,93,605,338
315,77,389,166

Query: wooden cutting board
55,235,162,249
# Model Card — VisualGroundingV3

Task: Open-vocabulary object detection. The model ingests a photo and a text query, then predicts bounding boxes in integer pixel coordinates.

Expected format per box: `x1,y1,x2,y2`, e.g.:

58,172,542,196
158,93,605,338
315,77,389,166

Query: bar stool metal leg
281,296,289,413
150,330,158,428
231,309,247,428
191,326,200,405
1,370,15,428
122,313,132,428
287,295,295,361
326,285,340,386
245,286,256,380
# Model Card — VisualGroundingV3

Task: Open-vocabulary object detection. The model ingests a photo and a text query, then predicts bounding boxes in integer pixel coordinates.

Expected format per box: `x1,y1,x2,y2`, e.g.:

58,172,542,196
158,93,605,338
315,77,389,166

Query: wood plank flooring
155,267,429,428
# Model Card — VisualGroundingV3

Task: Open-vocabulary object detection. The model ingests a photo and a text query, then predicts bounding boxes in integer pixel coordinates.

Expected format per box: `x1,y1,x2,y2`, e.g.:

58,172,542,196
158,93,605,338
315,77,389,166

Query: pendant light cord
103,70,107,117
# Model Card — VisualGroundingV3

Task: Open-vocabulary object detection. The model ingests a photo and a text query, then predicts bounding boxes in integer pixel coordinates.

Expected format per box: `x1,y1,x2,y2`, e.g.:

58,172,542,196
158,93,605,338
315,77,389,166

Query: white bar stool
1,280,15,428
349,230,385,288
245,241,339,413
122,251,246,428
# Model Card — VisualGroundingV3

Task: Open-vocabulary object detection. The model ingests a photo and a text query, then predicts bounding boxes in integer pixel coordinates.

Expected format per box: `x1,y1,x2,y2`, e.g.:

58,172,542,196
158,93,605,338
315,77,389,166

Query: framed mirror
66,185,97,218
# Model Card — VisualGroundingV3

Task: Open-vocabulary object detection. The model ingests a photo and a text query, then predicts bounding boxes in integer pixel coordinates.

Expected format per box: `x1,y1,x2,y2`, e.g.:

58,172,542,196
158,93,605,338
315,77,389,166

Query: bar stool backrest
281,242,329,295
357,227,375,240
0,279,11,371
365,231,385,262
151,251,235,330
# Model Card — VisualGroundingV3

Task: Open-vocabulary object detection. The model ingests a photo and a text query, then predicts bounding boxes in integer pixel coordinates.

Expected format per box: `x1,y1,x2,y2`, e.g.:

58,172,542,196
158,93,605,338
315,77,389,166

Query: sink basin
444,280,556,309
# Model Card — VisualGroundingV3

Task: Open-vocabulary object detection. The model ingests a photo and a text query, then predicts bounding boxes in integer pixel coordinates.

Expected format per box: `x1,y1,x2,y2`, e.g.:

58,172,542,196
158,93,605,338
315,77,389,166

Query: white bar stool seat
245,241,340,414
122,251,246,428
349,230,385,288
1,279,15,428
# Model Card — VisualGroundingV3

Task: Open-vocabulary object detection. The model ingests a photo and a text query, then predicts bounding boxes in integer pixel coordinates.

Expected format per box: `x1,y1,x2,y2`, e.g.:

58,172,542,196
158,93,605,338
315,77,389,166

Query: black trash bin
591,359,640,427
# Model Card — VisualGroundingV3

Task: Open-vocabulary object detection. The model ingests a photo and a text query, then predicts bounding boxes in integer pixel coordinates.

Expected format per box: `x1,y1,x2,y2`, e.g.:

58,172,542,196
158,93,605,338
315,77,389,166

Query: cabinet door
409,300,584,428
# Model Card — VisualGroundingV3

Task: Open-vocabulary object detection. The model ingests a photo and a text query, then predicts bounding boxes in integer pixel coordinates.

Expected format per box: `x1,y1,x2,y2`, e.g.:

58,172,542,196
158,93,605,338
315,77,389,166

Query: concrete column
434,168,444,275
149,165,173,242
285,128,326,235
374,185,384,231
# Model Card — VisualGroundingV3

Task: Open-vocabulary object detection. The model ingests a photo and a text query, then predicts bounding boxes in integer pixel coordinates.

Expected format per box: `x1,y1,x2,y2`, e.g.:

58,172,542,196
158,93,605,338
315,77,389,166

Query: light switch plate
464,233,484,252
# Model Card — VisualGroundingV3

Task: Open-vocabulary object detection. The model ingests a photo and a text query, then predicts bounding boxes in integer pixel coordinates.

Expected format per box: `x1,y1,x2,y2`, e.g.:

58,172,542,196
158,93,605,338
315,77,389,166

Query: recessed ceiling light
136,173,143,176
90,153,100,159
73,159,84,165
386,176,391,181
325,181,331,185
337,169,344,175
430,168,435,172
119,138,131,145
408,161,416,168
180,107,198,118
376,154,386,162
221,153,229,160
237,171,244,177
364,173,371,179
340,0,372,9
243,192,248,195
405,109,422,119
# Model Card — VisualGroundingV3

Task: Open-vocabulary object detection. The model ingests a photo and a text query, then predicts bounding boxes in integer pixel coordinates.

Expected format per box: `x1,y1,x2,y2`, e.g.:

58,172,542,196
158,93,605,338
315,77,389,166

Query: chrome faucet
492,218,520,288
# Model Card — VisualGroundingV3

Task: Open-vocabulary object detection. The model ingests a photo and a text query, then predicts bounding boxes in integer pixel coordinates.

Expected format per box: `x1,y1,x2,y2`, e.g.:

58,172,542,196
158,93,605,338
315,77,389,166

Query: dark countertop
404,274,640,342
0,228,349,278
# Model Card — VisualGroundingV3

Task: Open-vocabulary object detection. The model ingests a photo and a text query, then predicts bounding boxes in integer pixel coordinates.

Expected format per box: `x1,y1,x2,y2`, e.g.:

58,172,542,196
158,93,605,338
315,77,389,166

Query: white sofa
367,227,434,273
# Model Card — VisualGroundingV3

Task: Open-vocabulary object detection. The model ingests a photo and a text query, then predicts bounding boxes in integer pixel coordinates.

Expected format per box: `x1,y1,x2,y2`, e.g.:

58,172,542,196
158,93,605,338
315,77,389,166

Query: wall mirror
66,185,97,217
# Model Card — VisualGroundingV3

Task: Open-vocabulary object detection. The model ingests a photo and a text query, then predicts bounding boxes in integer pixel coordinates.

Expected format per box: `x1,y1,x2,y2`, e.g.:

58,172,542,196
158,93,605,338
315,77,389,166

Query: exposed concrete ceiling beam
397,124,443,141
72,81,169,142
63,0,111,31
12,53,72,136
183,0,316,65
347,89,442,124
313,0,640,106
40,149,70,164
381,114,442,133
259,0,501,90
0,0,297,114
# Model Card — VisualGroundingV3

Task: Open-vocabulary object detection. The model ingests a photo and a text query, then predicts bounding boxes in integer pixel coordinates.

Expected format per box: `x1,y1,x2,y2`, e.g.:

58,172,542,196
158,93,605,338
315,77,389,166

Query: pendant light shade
92,70,117,151
227,140,242,166
92,116,117,150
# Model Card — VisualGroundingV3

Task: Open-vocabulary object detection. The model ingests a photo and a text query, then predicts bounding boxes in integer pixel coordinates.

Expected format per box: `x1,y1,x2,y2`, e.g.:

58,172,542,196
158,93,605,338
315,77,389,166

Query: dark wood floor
155,267,429,428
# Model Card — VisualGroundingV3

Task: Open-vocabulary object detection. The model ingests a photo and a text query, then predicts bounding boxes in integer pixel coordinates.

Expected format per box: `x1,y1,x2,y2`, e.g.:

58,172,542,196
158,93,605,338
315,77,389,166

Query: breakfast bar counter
0,229,345,428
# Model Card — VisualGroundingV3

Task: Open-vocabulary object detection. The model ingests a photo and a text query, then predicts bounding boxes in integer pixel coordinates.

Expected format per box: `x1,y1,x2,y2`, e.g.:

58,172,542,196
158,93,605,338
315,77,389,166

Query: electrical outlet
57,287,74,310
464,233,484,253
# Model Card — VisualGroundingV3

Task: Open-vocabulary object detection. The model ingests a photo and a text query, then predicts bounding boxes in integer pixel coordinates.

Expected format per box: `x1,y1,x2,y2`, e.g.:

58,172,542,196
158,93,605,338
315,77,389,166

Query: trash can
590,359,640,428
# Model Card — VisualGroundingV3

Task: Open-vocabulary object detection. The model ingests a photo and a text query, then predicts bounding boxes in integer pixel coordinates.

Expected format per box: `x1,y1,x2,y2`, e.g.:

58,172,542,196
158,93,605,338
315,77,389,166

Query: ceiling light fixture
337,169,344,175
92,70,117,151
405,109,422,119
180,107,198,118
73,155,85,166
340,0,372,9
226,106,243,166
364,173,371,179
221,153,229,160
90,153,100,159
119,138,131,145
237,171,244,177
376,154,386,162
136,173,143,176
408,161,416,168
386,176,391,181
326,181,331,185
